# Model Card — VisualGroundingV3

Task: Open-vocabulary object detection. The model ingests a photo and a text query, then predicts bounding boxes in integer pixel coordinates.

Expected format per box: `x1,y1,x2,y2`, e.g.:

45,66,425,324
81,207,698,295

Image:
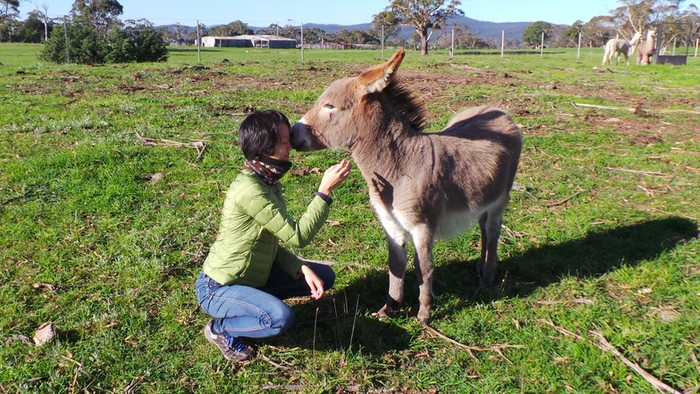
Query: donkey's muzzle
291,120,328,152
290,121,311,151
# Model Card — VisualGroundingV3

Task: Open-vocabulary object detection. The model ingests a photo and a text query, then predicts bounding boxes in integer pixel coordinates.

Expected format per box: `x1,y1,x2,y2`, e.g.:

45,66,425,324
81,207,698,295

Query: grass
1,43,699,393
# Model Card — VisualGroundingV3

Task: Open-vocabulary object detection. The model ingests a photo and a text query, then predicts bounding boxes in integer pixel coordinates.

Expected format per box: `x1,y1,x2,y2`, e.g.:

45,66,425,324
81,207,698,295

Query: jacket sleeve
274,246,304,279
237,182,331,249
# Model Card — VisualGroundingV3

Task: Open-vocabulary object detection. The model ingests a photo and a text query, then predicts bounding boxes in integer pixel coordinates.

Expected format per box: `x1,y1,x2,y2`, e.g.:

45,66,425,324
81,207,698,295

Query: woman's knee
315,264,336,290
270,303,295,335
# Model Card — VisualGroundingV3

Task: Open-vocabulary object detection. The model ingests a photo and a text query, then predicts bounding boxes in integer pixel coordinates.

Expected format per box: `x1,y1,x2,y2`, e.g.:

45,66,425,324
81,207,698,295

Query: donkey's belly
434,206,487,240
372,198,500,242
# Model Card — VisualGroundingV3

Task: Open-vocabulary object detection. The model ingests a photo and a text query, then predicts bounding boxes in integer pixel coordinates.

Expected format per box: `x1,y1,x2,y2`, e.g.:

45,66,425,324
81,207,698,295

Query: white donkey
602,31,642,65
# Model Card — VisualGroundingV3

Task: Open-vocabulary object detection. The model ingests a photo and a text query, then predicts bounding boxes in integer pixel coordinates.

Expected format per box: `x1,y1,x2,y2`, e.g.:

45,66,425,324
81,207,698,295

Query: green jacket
202,169,330,287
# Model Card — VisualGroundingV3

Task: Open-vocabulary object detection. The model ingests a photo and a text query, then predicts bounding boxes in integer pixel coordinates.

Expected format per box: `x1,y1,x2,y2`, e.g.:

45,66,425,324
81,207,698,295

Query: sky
19,0,623,27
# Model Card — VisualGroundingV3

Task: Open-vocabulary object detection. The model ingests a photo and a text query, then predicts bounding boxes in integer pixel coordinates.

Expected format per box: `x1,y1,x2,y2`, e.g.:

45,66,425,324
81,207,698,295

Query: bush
41,21,168,64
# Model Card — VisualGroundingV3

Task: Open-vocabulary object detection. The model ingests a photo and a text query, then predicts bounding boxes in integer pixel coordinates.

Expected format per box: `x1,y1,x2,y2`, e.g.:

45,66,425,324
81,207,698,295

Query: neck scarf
244,156,292,185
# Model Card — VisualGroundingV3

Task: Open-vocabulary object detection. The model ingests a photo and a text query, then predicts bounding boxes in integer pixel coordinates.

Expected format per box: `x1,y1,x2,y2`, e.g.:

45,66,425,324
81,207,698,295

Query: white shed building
200,35,297,49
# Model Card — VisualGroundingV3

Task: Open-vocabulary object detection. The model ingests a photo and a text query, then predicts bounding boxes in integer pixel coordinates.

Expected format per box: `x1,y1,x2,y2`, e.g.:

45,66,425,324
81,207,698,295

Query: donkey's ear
359,49,405,94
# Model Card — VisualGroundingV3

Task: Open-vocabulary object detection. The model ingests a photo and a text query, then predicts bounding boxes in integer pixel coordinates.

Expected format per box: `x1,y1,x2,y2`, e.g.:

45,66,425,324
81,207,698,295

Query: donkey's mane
383,78,426,132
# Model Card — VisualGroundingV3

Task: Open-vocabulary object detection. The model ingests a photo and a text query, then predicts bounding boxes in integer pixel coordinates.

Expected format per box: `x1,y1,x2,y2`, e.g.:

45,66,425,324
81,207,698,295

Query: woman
195,110,352,361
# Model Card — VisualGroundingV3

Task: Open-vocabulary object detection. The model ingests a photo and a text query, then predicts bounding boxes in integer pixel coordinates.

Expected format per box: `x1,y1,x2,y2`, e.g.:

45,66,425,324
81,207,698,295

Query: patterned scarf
244,156,292,185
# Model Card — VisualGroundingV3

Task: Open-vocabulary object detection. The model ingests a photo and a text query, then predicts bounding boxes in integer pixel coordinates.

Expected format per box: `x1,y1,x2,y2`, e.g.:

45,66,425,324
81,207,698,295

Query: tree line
1,0,167,63
1,0,698,62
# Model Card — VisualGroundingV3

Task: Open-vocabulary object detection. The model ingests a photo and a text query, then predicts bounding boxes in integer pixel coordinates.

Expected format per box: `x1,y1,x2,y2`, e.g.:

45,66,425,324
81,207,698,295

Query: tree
560,20,584,47
369,10,401,44
387,0,464,55
582,15,612,47
41,20,103,64
19,10,47,43
208,20,252,36
522,21,552,48
132,24,167,62
607,0,699,53
435,25,493,50
1,0,20,22
71,0,123,39
42,16,167,63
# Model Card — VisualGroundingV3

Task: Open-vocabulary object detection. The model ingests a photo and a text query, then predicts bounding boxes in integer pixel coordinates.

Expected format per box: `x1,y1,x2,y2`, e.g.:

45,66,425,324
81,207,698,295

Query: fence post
501,30,505,58
577,32,581,59
540,32,544,58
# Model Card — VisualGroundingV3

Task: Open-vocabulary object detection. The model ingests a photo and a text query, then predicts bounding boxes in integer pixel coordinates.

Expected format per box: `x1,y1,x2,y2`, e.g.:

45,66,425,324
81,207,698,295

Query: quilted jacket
202,169,330,287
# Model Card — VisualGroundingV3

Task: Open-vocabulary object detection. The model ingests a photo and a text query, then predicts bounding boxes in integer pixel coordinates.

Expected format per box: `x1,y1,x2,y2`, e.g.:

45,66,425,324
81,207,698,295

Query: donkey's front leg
478,205,505,288
376,231,407,319
412,226,435,323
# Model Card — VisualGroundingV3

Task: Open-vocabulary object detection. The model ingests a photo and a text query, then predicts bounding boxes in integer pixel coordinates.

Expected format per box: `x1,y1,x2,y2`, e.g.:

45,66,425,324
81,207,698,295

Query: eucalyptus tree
386,0,464,55
71,0,124,39
0,0,20,22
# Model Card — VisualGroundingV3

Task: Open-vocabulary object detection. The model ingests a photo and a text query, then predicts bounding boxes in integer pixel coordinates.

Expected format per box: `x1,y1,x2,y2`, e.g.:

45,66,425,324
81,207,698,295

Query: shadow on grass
435,216,698,318
277,216,697,353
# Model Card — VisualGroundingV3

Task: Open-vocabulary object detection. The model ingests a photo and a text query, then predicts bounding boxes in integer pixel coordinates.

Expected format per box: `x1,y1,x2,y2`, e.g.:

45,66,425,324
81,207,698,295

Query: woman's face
267,123,292,162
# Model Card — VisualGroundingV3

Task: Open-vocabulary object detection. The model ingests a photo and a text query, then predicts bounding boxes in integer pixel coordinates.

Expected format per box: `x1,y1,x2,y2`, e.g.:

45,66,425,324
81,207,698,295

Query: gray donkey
291,49,522,323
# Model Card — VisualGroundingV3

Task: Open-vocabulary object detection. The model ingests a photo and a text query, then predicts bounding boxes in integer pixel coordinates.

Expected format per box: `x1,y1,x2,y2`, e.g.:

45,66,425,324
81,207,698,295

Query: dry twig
547,191,584,207
537,319,683,394
135,133,207,162
606,166,670,177
422,323,523,363
531,298,595,306
571,102,700,115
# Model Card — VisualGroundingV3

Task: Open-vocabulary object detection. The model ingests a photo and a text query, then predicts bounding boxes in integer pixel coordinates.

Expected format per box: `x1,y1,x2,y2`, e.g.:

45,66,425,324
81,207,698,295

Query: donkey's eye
323,103,335,110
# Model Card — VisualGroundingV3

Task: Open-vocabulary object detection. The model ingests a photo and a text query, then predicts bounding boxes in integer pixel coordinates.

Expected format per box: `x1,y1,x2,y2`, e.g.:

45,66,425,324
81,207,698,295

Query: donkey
637,29,657,65
602,31,642,65
290,49,522,323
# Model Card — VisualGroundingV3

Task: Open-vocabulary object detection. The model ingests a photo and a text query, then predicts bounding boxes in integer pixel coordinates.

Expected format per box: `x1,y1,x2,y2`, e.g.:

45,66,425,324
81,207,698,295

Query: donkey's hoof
372,305,395,320
416,310,431,324
371,312,389,320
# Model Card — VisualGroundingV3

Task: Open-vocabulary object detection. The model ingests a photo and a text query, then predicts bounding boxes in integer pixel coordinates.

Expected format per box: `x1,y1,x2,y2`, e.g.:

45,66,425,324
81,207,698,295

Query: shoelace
226,336,249,353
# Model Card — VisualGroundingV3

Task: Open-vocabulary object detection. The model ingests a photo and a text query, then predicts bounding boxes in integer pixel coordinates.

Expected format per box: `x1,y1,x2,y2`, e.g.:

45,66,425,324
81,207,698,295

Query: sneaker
203,320,253,362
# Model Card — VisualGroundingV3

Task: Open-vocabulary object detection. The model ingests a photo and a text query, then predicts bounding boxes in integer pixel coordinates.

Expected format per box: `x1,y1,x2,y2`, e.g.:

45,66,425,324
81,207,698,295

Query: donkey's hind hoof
371,311,389,320
372,304,396,320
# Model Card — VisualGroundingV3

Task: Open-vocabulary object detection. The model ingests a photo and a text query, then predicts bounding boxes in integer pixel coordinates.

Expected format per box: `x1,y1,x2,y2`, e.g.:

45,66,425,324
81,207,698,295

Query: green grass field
1,43,699,393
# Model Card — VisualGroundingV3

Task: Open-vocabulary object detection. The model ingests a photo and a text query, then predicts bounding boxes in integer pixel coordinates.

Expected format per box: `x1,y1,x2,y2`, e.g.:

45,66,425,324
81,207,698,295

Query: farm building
200,35,297,49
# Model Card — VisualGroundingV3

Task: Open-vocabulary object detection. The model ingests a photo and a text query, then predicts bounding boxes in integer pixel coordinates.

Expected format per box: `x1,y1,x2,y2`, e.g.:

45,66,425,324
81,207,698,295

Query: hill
160,15,538,44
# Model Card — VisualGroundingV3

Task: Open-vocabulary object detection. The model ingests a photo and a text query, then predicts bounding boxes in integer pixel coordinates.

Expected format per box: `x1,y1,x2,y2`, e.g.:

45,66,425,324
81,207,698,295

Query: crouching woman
195,110,352,361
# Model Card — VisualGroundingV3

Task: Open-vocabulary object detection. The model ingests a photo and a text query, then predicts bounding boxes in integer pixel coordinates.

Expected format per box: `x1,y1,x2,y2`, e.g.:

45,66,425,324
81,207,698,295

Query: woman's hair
238,110,291,160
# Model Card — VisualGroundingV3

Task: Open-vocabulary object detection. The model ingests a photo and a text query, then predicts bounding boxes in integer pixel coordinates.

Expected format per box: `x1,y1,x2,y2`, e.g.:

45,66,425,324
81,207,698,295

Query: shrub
41,21,168,64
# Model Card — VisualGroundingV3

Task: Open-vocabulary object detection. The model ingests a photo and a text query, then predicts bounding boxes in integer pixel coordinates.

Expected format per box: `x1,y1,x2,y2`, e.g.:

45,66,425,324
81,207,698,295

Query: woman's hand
301,264,325,300
318,160,352,196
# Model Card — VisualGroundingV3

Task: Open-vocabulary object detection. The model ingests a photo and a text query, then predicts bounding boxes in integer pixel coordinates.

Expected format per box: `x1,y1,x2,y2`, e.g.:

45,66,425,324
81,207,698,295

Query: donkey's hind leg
477,202,506,288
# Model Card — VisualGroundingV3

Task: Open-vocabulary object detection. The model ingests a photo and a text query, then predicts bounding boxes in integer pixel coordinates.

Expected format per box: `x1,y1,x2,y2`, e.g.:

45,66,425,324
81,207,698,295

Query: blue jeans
195,261,335,339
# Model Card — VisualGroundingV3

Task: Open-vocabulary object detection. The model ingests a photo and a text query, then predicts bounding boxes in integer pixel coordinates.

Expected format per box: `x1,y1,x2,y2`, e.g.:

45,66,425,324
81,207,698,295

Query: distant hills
162,15,541,44
260,15,535,43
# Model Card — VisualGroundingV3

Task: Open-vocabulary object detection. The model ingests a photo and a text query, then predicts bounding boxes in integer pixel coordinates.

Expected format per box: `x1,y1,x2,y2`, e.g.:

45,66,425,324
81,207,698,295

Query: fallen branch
590,331,682,394
1,189,32,207
124,376,143,394
531,298,595,306
547,191,584,207
135,133,207,162
571,102,700,115
261,385,303,391
422,323,523,363
606,167,670,177
259,354,288,370
537,319,683,394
